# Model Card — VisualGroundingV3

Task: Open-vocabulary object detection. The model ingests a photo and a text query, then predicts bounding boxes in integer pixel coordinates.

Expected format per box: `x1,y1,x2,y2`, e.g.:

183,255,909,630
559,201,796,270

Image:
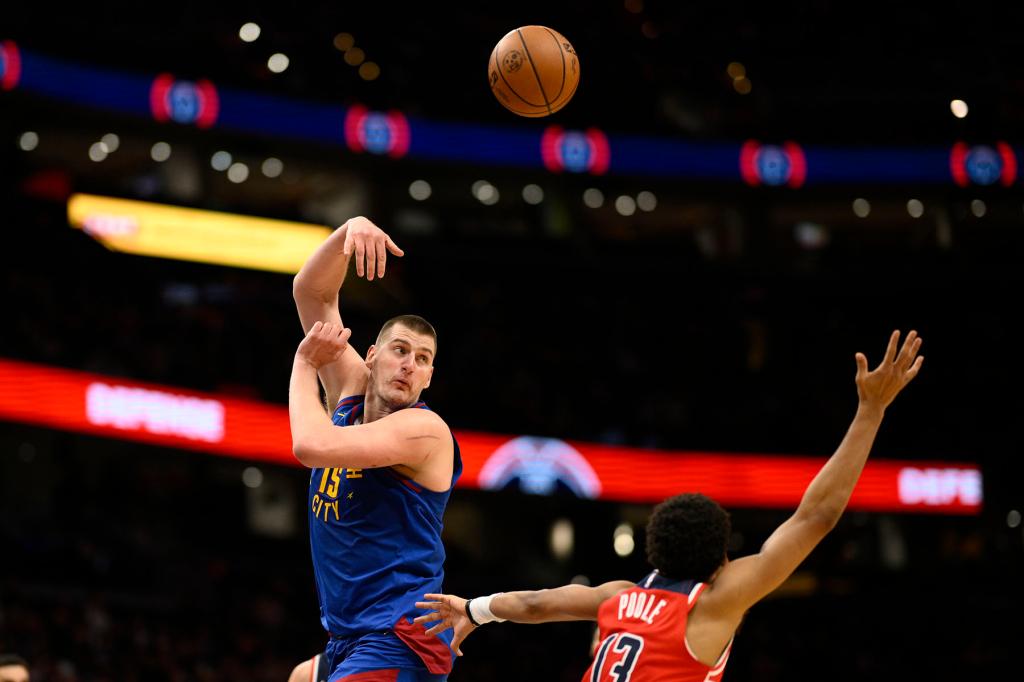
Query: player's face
366,324,436,407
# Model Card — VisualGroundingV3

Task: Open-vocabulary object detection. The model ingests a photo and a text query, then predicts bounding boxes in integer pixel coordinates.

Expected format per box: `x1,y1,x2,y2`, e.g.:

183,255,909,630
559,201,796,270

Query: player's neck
362,390,411,423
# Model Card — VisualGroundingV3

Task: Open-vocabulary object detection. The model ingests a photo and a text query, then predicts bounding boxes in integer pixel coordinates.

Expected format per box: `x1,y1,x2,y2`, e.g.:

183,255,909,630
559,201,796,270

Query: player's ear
365,344,377,367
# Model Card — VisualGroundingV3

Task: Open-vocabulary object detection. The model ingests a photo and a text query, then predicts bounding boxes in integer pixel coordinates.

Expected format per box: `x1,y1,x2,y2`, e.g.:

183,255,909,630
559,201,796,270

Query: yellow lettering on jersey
312,493,323,517
325,468,341,497
327,500,340,521
345,468,363,479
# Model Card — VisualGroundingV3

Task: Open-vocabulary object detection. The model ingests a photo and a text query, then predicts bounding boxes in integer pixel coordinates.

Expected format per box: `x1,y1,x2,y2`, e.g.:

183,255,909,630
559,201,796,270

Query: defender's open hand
856,330,924,411
415,593,477,656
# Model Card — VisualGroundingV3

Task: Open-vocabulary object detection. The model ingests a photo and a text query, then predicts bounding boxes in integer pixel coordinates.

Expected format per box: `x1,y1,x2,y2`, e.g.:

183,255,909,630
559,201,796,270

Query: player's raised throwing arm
292,217,404,407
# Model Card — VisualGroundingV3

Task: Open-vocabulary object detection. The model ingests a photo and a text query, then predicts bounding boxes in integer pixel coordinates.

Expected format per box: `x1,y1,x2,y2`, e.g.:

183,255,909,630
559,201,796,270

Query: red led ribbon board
0,359,981,513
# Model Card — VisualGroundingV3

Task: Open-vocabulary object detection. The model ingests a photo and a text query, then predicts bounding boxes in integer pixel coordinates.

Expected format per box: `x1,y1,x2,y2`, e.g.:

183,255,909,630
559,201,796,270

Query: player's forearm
489,586,594,624
293,222,352,302
289,356,338,466
796,403,885,525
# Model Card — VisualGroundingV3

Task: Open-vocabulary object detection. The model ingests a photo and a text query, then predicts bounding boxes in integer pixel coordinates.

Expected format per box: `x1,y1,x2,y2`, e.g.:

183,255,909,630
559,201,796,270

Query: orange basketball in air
488,26,580,117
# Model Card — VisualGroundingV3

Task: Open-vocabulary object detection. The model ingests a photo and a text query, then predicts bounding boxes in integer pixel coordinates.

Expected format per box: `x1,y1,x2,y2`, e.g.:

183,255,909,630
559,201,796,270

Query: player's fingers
310,321,324,334
376,240,388,278
415,600,442,609
855,352,868,378
342,230,354,256
905,355,924,381
424,623,447,637
365,241,377,281
895,330,918,368
354,239,366,278
881,329,900,366
386,236,404,257
423,593,449,603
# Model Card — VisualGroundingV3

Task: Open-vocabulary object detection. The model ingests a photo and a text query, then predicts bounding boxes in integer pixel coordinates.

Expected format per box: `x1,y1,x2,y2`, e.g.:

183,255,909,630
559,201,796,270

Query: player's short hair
0,654,29,669
645,493,731,582
376,314,438,355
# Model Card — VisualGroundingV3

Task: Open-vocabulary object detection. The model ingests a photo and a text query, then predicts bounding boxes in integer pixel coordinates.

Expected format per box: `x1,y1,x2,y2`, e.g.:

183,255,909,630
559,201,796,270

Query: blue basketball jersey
308,395,462,642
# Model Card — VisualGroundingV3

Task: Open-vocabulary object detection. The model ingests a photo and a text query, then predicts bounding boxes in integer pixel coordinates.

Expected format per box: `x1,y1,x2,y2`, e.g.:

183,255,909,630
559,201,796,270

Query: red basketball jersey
582,571,732,682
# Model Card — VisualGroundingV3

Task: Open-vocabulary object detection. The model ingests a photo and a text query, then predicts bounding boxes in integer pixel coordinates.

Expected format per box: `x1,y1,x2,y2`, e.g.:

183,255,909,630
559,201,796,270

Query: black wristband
464,598,482,626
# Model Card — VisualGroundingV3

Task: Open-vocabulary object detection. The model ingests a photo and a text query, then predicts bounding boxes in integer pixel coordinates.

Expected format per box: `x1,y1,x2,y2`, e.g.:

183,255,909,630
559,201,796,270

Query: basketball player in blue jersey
288,216,462,682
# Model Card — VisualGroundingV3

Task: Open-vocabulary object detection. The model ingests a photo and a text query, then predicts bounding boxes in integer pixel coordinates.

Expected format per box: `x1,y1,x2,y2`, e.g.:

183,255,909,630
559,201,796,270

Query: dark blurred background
2,2,1023,681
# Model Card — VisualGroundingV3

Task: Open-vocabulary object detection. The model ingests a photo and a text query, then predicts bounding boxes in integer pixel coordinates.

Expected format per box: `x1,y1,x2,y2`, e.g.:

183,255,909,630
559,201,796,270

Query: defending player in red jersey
416,330,924,681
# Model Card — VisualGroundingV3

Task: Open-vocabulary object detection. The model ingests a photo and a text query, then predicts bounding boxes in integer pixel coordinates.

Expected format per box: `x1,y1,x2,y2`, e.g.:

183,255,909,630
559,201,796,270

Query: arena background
2,2,1022,680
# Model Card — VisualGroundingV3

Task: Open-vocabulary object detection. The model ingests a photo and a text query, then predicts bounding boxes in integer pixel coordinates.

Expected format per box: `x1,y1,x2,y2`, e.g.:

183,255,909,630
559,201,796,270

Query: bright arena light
268,53,290,73
971,199,986,217
261,157,283,178
409,180,432,201
950,99,968,119
239,22,261,43
583,188,605,208
211,151,232,171
18,131,39,151
89,142,108,162
907,199,924,218
522,184,544,205
101,133,120,153
227,162,250,183
615,195,637,216
150,142,172,162
636,190,657,212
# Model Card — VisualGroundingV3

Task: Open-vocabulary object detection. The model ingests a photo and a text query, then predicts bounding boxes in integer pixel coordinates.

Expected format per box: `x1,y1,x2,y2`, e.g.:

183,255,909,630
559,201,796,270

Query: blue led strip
4,43,1018,186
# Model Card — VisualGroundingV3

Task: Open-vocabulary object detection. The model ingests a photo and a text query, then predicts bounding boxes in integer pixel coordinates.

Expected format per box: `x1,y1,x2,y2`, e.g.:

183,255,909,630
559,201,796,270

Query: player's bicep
709,512,832,616
312,409,447,470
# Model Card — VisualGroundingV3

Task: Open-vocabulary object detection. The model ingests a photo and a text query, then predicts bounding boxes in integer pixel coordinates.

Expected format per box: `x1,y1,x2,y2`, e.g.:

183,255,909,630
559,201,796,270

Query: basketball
488,26,580,117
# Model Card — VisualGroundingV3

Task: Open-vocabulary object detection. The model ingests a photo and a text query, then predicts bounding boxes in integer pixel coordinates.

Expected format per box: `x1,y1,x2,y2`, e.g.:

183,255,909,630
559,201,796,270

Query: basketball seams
516,28,553,116
540,26,567,102
493,40,546,112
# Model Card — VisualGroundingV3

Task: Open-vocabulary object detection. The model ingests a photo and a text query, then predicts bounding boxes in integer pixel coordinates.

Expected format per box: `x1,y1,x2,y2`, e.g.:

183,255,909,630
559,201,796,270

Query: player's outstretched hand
296,321,351,369
342,216,404,281
855,329,924,411
415,593,477,657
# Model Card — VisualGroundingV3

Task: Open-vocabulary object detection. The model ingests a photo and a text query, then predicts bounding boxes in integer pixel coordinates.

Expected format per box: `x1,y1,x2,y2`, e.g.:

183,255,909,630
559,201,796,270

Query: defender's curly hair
645,493,731,582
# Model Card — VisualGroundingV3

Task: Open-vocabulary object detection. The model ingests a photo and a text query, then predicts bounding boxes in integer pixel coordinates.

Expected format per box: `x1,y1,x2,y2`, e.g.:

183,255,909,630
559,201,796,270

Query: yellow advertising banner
67,194,331,273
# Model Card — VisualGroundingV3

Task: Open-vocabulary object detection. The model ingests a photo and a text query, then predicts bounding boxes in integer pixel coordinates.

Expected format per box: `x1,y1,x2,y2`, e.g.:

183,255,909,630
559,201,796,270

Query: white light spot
150,141,172,162
614,533,635,557
636,191,657,212
1008,510,1021,528
473,181,499,205
550,518,573,560
242,466,263,488
950,99,968,119
101,133,120,153
970,199,986,218
615,195,637,216
409,179,432,201
211,151,232,171
268,53,290,73
18,131,39,151
522,183,544,205
227,162,250,183
583,188,605,208
89,142,108,162
239,22,261,43
907,199,924,218
614,523,633,539
852,198,871,218
261,157,283,178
